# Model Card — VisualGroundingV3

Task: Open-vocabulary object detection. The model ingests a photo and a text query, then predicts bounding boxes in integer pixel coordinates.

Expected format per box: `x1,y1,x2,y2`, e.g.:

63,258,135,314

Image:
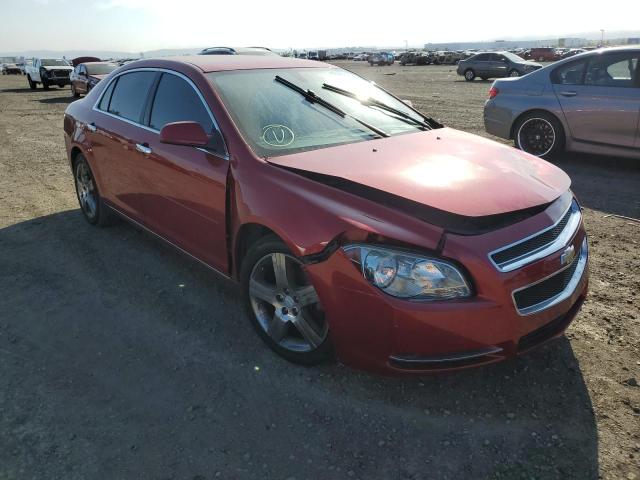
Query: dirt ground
0,63,638,480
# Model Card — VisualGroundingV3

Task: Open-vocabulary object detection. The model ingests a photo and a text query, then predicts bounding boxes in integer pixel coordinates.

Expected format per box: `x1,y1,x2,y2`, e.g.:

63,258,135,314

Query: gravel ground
0,64,639,480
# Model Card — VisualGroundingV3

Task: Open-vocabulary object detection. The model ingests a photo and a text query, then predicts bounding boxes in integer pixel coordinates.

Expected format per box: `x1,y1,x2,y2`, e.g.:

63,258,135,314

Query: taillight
488,87,499,99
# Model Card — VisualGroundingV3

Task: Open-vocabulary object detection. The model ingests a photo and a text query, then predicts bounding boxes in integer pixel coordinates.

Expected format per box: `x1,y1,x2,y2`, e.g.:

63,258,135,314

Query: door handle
135,143,152,155
86,122,97,133
560,91,577,97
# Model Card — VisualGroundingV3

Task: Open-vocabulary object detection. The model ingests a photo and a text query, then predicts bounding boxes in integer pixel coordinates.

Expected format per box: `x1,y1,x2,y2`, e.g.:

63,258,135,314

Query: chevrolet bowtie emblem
560,245,576,266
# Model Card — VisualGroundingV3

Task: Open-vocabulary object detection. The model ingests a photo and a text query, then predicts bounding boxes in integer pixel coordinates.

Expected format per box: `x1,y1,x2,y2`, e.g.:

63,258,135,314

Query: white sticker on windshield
262,124,295,147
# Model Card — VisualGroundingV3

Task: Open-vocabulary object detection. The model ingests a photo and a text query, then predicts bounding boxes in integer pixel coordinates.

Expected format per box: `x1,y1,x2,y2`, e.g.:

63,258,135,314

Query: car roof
130,55,328,73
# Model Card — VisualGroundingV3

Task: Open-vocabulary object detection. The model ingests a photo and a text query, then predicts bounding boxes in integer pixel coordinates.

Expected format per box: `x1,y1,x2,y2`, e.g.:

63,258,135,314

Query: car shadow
0,87,42,94
37,95,75,104
0,209,599,479
552,151,640,218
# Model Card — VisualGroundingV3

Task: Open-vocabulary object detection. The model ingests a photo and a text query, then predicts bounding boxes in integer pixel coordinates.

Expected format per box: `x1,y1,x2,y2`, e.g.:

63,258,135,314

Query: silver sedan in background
484,47,640,159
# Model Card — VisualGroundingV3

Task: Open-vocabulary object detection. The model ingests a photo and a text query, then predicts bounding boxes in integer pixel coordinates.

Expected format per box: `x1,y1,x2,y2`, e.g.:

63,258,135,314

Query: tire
42,79,49,90
464,69,476,81
73,154,117,226
514,111,565,159
27,75,36,89
240,235,334,366
71,84,80,98
508,69,520,77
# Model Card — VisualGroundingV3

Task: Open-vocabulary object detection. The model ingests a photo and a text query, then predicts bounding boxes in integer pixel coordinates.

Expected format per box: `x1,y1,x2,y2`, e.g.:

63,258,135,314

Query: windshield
86,63,118,75
208,67,426,157
41,59,69,67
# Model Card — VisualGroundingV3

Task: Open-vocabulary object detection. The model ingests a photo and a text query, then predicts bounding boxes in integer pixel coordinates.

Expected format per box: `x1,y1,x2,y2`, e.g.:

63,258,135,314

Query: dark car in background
1,63,22,75
527,47,558,62
70,62,118,97
368,52,394,66
484,47,640,159
457,52,542,81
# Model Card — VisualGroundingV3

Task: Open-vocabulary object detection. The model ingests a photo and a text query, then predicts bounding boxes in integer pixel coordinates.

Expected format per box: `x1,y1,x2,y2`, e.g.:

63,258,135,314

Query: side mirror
160,121,209,147
79,71,87,77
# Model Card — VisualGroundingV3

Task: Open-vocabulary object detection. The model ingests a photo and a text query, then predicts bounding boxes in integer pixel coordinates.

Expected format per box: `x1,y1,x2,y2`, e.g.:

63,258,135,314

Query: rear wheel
464,69,476,81
241,236,333,366
73,154,116,226
508,69,521,77
514,112,565,159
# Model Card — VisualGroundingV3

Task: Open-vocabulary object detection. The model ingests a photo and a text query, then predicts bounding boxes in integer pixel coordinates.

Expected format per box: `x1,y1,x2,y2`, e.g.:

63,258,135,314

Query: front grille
492,206,572,265
52,70,70,77
513,248,580,311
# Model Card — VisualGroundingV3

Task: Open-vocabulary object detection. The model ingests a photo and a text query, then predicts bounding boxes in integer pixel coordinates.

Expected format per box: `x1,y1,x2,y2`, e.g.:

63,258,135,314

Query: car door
552,51,640,148
490,54,509,77
473,54,491,76
88,70,159,218
134,71,230,272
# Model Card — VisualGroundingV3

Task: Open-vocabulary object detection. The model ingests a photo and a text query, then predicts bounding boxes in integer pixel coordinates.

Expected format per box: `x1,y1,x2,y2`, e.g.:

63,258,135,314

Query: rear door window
475,54,490,61
552,59,587,85
106,71,156,123
149,73,213,132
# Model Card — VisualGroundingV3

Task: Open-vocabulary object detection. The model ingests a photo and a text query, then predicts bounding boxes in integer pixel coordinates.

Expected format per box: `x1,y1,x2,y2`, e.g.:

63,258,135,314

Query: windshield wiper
322,83,442,130
274,76,389,138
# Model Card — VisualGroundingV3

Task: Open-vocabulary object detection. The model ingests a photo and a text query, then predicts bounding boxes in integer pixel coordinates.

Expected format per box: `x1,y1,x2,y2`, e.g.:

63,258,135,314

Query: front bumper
304,204,588,374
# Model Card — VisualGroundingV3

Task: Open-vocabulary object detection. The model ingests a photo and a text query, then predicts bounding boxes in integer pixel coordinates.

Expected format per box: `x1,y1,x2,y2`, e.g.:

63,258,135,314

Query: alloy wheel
517,118,556,157
75,161,97,220
509,70,520,77
249,252,327,353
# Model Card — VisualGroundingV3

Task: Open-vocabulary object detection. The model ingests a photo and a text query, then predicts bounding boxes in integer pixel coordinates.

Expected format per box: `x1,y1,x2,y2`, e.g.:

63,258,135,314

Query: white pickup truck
26,58,73,90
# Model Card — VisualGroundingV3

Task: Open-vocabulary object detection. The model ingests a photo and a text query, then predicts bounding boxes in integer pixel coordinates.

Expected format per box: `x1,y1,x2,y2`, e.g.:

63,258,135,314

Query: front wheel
241,236,333,366
514,112,565,159
71,84,80,98
464,69,475,81
27,75,36,89
42,79,49,90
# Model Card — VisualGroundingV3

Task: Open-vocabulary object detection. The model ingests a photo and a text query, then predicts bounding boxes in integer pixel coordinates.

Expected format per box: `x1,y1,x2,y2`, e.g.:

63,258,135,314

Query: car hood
42,65,72,70
266,128,570,218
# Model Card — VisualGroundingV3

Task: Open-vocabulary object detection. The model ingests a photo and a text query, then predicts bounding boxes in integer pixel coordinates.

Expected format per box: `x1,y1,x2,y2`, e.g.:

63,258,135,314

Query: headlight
343,245,472,300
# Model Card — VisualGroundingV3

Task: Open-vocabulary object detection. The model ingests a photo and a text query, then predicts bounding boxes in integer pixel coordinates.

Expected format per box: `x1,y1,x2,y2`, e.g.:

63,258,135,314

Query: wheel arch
234,223,286,279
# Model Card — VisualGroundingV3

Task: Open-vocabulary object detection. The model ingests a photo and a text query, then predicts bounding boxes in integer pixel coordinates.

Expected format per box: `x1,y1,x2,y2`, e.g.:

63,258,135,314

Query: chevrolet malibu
63,55,589,374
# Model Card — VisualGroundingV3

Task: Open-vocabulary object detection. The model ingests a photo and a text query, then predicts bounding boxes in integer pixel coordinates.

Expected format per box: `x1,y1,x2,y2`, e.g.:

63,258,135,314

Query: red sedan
63,55,588,374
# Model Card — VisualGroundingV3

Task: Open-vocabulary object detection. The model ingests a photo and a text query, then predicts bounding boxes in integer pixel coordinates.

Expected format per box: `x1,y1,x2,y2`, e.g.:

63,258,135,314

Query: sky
0,0,638,53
